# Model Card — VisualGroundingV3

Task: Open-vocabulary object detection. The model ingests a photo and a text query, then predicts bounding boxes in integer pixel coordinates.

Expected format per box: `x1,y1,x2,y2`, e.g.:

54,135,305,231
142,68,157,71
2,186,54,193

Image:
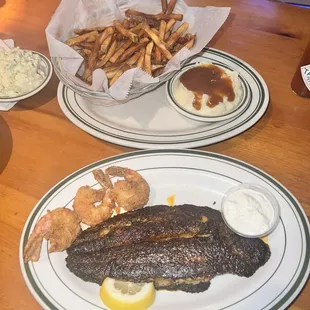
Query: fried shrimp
23,208,81,262
73,186,115,226
105,166,150,211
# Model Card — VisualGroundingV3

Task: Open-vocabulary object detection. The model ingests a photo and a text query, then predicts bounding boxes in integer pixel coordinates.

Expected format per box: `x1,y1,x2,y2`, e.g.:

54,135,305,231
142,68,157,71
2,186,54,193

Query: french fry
125,9,183,22
65,30,98,46
109,39,133,63
75,42,94,49
166,22,188,47
96,40,118,68
83,49,92,57
104,65,123,79
129,23,144,34
119,37,149,62
74,27,106,35
184,34,196,49
144,41,154,75
151,28,160,36
86,34,99,43
166,0,177,14
82,28,114,81
137,47,146,69
114,20,139,43
109,64,132,86
122,19,130,29
164,18,176,39
103,64,122,73
173,34,196,54
142,23,172,60
161,0,168,13
151,64,164,71
100,34,113,55
177,33,192,44
126,51,141,65
154,20,166,64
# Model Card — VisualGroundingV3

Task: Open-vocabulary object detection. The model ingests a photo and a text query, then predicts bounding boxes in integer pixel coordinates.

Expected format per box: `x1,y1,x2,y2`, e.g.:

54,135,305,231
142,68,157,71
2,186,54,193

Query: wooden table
1,0,309,309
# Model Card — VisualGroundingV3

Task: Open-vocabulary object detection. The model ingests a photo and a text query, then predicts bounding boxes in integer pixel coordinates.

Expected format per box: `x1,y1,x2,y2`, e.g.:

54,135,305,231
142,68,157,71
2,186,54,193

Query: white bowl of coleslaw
0,48,53,103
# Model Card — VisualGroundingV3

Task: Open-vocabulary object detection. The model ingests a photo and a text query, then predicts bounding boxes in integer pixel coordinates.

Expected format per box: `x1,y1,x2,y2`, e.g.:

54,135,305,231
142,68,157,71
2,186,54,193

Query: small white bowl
221,183,281,238
0,51,53,103
166,62,247,123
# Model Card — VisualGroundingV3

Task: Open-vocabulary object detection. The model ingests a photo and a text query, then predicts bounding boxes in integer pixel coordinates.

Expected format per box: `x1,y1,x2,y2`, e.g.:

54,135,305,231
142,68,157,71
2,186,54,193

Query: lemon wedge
100,278,156,310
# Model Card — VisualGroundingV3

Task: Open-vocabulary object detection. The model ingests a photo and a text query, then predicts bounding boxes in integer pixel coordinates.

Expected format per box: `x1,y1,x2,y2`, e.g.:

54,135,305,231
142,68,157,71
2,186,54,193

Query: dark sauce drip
179,64,236,110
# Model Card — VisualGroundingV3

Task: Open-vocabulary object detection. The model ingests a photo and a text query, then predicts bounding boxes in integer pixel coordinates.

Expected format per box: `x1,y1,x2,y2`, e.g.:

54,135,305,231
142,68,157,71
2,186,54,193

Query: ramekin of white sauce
221,183,280,238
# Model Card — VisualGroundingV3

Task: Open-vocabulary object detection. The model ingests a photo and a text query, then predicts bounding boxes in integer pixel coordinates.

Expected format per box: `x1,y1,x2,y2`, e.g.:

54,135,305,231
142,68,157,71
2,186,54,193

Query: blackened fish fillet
66,205,271,293
67,205,222,255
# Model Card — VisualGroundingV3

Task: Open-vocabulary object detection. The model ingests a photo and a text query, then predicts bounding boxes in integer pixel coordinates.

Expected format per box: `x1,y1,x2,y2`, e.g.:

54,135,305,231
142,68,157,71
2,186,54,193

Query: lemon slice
100,277,156,310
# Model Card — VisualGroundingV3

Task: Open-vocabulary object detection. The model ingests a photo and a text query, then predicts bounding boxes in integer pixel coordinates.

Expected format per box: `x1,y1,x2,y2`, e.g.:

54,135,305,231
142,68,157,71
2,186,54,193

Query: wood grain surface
0,0,309,309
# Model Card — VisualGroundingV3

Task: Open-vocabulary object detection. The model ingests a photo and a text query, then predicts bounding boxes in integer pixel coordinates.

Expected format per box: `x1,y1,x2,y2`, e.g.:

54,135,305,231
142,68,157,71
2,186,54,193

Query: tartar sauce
222,188,275,236
0,48,45,97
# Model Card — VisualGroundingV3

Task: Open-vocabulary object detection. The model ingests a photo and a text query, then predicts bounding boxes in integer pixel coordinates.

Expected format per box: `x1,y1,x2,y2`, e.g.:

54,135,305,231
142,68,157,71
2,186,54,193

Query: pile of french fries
65,0,196,87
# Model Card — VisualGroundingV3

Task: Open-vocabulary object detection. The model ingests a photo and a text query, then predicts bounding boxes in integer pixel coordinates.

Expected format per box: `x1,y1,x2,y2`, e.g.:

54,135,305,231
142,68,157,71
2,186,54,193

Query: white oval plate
20,149,310,310
166,62,248,122
0,51,53,102
57,48,269,149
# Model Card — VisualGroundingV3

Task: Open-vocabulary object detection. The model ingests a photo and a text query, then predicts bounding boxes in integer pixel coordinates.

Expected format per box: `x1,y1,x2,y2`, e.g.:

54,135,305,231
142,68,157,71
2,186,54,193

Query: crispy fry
65,31,98,46
173,34,196,54
129,23,144,34
82,28,114,81
166,18,176,32
161,0,168,12
83,49,92,56
177,33,192,44
154,20,166,64
166,0,177,14
119,37,149,62
109,39,133,63
151,64,164,71
96,40,118,68
125,9,182,22
137,47,146,69
142,23,172,60
144,41,154,75
126,52,141,65
166,22,188,47
164,18,176,39
109,64,132,86
114,20,139,43
151,28,160,36
122,19,130,29
100,34,113,55
74,27,106,35
75,42,94,49
86,34,99,43
184,34,196,49
103,65,123,79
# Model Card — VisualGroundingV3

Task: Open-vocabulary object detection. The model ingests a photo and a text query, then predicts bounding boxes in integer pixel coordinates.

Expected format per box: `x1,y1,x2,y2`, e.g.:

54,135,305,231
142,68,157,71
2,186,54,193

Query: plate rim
57,48,269,149
19,149,310,310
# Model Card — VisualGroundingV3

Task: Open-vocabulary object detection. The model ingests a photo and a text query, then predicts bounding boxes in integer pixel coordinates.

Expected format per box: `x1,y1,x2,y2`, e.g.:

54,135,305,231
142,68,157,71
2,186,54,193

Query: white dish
166,62,246,122
0,51,53,103
221,183,281,238
57,48,269,149
19,149,310,310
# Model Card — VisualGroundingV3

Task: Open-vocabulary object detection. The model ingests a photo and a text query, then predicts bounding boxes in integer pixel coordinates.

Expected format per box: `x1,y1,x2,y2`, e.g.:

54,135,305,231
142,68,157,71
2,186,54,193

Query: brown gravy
179,64,235,110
